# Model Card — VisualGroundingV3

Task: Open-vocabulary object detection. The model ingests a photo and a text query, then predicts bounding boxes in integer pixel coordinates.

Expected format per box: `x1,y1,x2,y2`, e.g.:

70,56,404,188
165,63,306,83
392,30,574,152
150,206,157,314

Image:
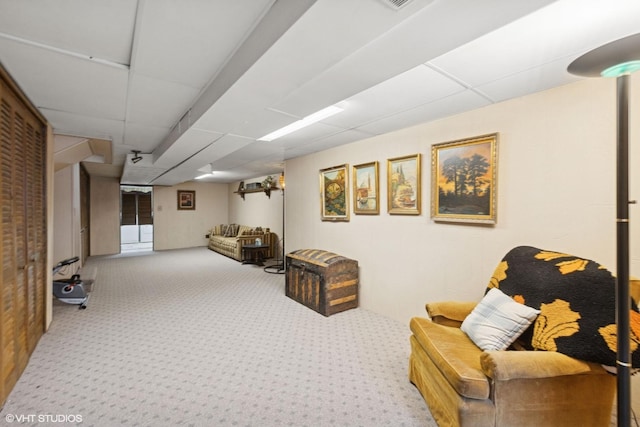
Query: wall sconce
279,172,285,194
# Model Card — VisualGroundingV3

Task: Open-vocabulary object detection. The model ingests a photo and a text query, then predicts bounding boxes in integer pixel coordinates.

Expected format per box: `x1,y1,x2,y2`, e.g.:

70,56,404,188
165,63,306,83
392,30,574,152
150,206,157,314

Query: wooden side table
242,244,270,266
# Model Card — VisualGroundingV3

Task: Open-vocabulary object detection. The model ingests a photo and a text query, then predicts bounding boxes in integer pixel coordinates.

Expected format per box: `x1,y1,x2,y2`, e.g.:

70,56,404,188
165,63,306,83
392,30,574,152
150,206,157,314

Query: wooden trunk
285,249,358,316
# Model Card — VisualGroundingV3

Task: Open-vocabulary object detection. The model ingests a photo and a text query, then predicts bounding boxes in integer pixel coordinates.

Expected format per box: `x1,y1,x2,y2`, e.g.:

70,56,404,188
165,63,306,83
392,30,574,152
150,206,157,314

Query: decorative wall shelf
234,187,275,200
234,180,279,200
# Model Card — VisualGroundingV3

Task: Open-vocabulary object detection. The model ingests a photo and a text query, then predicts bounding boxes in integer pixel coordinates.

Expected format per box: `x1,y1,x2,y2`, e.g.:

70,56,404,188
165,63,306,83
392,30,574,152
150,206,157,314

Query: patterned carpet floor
1,247,435,427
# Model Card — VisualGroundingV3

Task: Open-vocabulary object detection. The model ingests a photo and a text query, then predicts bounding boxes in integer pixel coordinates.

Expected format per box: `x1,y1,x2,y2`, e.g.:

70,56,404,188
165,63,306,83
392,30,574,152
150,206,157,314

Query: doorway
120,186,153,252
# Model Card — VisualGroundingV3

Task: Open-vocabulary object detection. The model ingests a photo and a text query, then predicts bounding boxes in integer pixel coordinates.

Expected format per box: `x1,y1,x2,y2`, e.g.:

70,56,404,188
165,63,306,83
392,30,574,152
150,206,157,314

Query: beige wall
153,181,228,250
53,164,81,268
90,176,120,256
286,75,640,325
87,179,228,254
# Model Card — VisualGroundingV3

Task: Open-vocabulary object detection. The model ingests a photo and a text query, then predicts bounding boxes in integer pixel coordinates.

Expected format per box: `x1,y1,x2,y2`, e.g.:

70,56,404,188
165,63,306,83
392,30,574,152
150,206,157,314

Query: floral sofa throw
487,245,640,368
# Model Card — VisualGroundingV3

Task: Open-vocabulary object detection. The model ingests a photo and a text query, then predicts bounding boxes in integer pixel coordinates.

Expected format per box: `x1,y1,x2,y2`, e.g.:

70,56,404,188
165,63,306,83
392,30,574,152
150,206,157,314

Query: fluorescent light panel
258,105,344,142
195,172,214,180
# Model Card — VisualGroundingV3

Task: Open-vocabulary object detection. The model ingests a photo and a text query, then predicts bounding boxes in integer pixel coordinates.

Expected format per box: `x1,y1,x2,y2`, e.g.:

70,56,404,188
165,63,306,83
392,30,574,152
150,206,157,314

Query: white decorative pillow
461,288,540,351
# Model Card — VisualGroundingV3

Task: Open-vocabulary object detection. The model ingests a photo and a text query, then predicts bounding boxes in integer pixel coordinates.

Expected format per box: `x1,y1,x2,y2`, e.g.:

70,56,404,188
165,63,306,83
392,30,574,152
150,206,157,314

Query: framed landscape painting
431,133,498,224
387,154,421,215
319,164,350,221
353,161,379,215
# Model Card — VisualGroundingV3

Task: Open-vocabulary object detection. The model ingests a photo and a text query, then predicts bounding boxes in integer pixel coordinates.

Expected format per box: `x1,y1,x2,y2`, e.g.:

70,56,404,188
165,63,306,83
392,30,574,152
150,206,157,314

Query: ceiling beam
151,0,318,165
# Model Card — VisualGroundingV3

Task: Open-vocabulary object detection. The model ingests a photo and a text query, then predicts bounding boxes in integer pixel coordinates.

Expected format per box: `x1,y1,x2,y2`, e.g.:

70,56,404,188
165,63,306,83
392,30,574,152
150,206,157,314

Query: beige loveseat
207,224,274,262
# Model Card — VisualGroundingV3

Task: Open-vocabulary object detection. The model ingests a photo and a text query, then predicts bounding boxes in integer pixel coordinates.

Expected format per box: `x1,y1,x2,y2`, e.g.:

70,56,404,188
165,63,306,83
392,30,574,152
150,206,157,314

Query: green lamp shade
568,33,640,78
601,60,640,78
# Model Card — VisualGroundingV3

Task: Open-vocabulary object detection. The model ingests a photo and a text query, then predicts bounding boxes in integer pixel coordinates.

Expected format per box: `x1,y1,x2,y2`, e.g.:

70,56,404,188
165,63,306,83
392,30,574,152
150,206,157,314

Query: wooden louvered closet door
0,66,47,407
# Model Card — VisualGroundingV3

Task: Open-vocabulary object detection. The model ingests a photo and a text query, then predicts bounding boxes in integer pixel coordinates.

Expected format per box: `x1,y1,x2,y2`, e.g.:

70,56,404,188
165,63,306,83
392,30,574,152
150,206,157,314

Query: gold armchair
409,301,615,427
409,245,628,427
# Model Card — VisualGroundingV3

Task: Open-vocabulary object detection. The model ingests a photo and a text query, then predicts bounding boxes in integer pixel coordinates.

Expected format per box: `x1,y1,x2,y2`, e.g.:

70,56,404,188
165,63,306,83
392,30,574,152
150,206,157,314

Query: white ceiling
1,0,639,185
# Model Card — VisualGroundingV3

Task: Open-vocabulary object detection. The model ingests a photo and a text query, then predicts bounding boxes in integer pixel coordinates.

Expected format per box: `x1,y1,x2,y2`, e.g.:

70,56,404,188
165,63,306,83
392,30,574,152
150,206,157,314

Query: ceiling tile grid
0,0,137,65
2,0,640,184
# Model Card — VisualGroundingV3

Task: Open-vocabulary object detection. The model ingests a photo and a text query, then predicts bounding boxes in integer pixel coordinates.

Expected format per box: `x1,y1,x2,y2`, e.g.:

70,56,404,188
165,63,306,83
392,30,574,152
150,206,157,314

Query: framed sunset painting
431,133,498,224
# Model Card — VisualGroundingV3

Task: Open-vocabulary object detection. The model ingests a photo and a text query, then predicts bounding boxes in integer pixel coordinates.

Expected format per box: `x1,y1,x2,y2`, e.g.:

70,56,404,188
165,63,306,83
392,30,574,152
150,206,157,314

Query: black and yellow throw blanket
487,245,640,368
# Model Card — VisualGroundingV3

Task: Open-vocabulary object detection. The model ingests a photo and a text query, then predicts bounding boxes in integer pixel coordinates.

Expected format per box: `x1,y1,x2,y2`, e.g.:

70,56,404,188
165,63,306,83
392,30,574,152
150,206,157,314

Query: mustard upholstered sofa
409,302,615,427
408,246,627,427
207,224,274,262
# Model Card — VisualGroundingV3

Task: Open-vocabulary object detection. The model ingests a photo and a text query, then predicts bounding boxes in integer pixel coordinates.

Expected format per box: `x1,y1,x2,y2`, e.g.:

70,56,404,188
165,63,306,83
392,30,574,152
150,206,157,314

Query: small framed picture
431,133,498,224
387,154,421,215
177,190,196,210
319,164,349,221
353,161,379,215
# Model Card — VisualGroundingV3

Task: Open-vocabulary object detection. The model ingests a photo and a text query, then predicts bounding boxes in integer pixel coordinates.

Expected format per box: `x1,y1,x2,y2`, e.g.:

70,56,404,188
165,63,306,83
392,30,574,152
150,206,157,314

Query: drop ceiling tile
155,133,258,185
149,168,196,186
285,128,375,160
269,122,348,149
225,141,282,159
194,103,297,139
121,165,168,186
196,134,256,165
429,0,640,88
153,128,224,168
325,65,466,129
234,0,438,116
126,73,200,126
209,141,279,171
0,0,137,64
238,162,285,179
272,0,556,117
476,57,582,103
133,0,273,87
5,0,640,187
356,89,491,135
217,145,287,177
207,165,271,183
42,109,125,144
0,38,128,119
314,128,375,151
123,123,171,153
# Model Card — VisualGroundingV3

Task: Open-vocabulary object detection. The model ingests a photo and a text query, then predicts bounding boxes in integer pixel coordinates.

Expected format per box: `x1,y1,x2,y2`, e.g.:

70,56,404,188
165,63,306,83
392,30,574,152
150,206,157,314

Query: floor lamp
264,172,286,274
568,33,640,427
